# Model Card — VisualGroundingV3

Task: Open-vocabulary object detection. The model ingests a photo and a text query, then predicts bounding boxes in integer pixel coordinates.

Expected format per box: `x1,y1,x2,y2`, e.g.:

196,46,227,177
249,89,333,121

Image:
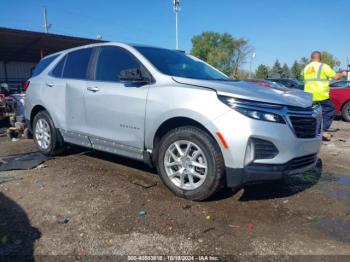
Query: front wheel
341,101,350,122
157,126,225,201
33,111,64,156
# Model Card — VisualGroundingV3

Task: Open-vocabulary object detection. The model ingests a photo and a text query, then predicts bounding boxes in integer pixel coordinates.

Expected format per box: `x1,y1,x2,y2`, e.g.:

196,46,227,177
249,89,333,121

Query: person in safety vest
302,51,347,140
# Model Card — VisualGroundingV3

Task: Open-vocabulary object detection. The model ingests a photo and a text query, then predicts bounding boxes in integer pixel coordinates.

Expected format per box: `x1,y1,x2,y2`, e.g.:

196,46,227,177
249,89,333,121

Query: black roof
0,27,104,63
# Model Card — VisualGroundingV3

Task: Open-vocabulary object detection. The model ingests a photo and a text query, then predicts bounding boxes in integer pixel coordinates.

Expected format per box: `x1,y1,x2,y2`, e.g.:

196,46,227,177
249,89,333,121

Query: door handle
87,86,100,92
46,82,55,87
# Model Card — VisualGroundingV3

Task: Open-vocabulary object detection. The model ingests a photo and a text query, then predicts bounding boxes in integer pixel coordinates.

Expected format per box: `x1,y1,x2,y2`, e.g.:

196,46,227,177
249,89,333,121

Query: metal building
0,27,103,91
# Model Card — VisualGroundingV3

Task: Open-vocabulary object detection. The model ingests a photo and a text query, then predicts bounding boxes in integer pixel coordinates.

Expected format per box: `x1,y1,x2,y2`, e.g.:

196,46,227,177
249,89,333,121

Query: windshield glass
134,46,230,81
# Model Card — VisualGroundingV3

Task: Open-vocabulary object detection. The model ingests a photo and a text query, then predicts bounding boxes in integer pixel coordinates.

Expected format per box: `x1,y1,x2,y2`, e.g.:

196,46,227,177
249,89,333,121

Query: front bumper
209,104,322,188
225,153,318,188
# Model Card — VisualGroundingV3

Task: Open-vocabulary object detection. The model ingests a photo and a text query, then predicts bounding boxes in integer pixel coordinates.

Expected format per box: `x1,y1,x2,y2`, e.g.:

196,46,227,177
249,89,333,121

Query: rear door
83,46,151,155
41,54,67,129
62,47,94,134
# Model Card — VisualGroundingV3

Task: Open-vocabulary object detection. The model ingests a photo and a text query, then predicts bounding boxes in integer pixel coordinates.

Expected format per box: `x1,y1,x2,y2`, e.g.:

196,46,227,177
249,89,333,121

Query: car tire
33,111,65,156
157,126,225,201
341,101,350,122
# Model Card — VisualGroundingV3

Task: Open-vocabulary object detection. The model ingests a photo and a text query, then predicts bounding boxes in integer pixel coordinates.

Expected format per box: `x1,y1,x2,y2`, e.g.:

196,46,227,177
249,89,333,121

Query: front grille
287,104,320,112
290,116,317,138
252,138,278,159
290,154,317,169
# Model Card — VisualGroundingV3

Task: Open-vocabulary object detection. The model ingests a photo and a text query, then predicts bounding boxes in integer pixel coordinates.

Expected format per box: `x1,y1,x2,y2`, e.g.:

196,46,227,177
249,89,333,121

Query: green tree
290,60,301,79
255,64,269,79
320,51,341,69
270,60,283,78
231,39,254,78
299,57,309,70
235,69,250,80
281,63,290,78
297,57,309,79
191,31,253,77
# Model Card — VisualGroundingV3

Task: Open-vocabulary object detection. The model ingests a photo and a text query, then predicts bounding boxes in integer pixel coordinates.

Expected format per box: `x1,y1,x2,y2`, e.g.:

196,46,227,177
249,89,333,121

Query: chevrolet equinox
25,43,322,200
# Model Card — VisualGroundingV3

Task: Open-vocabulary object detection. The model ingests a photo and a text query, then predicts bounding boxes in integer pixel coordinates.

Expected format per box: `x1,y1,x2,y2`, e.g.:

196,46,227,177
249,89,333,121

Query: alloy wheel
35,118,51,150
164,140,208,190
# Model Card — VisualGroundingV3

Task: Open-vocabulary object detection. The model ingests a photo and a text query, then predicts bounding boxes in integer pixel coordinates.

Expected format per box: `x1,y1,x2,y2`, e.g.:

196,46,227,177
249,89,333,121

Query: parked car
330,80,350,122
25,43,322,200
267,78,304,90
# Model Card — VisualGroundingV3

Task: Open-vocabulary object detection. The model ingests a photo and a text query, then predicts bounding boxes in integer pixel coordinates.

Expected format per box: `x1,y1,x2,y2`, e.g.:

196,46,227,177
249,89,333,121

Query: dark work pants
318,99,335,131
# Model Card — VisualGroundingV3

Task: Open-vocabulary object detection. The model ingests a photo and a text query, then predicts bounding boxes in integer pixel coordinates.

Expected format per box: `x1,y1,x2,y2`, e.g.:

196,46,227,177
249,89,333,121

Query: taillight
23,81,30,91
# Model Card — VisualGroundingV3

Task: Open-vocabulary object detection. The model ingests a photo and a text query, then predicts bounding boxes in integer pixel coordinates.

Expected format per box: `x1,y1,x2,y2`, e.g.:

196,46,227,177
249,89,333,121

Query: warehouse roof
0,27,104,63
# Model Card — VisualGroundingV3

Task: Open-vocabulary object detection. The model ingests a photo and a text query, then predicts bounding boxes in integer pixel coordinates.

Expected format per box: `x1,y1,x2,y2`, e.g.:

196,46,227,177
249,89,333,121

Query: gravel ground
0,121,350,260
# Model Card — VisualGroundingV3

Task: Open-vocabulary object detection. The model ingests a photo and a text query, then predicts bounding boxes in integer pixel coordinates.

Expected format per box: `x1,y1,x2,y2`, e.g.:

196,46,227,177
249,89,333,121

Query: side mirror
119,68,150,84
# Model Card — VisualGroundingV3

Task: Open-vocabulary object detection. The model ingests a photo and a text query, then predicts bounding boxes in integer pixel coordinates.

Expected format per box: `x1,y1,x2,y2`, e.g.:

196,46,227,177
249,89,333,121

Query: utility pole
173,0,180,50
249,52,256,79
43,7,52,33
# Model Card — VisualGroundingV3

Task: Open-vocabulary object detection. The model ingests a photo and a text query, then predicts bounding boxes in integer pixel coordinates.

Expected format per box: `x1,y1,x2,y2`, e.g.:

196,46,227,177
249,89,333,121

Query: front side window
32,55,59,77
95,46,141,82
63,48,93,79
134,46,229,81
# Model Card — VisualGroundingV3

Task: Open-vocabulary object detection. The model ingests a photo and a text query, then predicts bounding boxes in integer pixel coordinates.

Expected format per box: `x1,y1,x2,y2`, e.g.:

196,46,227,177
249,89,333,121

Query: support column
3,61,8,83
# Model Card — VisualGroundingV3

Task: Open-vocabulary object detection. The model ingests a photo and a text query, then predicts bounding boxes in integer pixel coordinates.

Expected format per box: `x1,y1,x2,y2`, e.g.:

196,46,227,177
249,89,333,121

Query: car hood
172,77,313,108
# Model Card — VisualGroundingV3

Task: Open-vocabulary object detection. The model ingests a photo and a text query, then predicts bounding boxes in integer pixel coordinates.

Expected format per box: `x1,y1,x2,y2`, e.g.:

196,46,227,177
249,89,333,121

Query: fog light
244,139,255,166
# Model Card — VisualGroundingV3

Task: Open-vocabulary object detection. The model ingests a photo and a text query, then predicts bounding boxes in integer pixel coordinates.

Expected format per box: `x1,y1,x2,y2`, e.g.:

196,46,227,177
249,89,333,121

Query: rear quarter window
32,55,59,77
50,56,66,78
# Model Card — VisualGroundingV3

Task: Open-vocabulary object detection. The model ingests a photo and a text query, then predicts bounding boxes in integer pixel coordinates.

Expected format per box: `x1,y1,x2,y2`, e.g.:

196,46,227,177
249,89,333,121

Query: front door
84,46,150,157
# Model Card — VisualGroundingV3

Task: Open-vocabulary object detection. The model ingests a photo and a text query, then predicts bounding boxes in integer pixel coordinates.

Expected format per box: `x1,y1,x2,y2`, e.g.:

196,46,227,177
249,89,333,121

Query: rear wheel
33,111,64,156
157,126,225,201
341,101,350,122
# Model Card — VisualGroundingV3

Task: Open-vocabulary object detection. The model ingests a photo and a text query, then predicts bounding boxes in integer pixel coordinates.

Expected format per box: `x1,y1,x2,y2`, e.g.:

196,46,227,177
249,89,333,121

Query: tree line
191,31,341,80
256,52,341,79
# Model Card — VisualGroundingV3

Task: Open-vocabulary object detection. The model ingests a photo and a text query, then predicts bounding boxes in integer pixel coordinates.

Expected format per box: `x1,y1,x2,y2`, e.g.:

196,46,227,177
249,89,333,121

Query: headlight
219,96,286,124
234,107,285,123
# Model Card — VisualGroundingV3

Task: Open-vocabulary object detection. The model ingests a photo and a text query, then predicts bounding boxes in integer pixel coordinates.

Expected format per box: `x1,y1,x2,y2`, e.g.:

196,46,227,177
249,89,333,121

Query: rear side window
32,55,59,77
63,48,93,79
95,46,141,82
51,56,66,78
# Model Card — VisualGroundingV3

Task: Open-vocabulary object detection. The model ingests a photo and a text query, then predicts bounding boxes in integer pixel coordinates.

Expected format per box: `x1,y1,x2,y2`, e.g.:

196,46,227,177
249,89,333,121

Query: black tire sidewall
342,102,350,122
33,111,58,156
157,126,224,201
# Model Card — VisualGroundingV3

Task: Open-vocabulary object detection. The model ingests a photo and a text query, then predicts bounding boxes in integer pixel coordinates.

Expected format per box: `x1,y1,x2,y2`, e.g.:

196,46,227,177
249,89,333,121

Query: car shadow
209,159,323,202
0,192,41,261
62,145,323,202
239,159,323,201
63,145,157,175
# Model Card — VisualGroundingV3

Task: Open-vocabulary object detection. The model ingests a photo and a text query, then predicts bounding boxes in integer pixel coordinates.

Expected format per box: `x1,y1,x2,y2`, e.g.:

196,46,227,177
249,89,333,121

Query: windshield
134,46,230,81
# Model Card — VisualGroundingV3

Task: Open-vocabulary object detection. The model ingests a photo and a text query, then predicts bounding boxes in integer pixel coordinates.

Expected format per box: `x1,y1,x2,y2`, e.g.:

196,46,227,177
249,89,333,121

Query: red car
330,80,350,122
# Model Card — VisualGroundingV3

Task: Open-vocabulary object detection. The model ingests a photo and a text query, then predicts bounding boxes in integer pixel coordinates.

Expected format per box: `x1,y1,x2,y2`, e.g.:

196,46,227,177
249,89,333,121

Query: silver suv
25,43,322,200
